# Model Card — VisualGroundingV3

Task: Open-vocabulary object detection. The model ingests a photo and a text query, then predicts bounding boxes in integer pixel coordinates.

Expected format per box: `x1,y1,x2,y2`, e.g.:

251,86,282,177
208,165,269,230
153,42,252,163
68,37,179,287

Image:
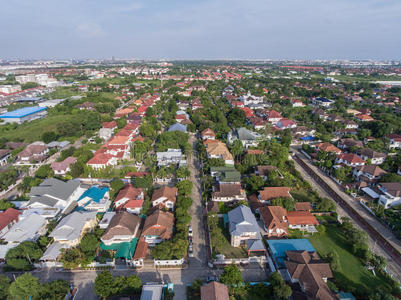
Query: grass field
0,115,80,142
308,224,391,294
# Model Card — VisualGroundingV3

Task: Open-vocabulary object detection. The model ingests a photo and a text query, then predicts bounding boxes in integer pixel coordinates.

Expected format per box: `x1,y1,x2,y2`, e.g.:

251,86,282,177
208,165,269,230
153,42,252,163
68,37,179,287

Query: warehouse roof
0,106,47,118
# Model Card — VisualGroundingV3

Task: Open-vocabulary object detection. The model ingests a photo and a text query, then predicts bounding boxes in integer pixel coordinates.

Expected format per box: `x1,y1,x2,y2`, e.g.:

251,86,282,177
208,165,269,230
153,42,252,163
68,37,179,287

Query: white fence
212,256,266,266
154,258,185,266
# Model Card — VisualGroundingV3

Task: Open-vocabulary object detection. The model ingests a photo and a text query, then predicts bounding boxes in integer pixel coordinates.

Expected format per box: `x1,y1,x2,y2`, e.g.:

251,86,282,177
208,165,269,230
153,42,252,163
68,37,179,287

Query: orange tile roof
287,211,319,226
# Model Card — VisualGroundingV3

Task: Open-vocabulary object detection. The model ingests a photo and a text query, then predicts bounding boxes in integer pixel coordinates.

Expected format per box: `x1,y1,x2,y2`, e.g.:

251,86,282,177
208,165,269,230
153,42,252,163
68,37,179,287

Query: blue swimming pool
78,186,109,203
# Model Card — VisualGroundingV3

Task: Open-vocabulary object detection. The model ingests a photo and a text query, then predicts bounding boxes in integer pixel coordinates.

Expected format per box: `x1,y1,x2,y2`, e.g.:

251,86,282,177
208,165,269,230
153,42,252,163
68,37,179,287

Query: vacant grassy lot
308,224,391,294
0,115,79,142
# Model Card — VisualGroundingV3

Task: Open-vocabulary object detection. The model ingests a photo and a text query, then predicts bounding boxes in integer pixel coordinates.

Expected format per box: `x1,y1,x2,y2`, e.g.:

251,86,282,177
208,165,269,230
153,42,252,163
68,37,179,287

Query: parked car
206,275,219,283
188,225,193,237
188,245,194,257
188,236,193,243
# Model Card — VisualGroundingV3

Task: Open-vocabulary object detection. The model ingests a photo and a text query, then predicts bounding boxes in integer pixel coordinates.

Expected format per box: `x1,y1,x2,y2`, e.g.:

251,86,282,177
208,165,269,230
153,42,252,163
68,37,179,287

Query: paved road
292,151,401,282
187,134,208,269
31,264,267,300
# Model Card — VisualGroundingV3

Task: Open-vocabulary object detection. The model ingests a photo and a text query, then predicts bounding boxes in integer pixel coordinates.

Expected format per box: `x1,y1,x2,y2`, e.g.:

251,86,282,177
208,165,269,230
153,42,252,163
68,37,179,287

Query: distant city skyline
1,0,401,60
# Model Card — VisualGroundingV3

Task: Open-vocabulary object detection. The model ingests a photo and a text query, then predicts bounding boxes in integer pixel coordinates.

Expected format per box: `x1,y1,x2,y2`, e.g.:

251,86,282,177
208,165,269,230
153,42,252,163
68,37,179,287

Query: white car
188,225,193,237
188,245,194,257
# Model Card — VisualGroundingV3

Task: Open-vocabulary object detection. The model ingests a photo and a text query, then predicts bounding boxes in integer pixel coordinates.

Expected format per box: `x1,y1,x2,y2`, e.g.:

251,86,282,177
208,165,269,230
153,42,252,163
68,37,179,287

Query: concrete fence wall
154,258,185,266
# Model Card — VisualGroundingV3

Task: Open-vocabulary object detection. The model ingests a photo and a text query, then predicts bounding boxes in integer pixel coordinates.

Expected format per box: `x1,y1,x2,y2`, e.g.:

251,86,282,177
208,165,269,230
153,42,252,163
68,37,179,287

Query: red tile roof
0,208,21,231
287,211,319,226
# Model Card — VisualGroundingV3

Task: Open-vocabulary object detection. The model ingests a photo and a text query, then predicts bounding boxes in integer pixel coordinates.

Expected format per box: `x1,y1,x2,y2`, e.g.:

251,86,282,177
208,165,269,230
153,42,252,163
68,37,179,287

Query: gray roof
228,205,259,236
168,123,187,132
238,128,262,140
29,178,81,205
246,239,265,251
40,242,68,261
3,213,47,243
49,211,97,241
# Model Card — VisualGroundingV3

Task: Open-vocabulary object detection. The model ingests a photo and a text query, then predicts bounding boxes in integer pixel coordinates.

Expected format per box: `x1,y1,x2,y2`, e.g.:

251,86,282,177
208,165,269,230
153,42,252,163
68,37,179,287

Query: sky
1,0,401,60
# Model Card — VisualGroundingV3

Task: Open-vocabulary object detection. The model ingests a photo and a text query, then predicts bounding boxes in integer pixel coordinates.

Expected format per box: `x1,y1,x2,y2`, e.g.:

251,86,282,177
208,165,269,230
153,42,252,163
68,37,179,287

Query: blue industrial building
0,106,47,124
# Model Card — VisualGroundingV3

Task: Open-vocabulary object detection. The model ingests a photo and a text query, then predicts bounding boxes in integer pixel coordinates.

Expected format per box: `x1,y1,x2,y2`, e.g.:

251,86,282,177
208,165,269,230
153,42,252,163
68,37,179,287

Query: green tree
41,131,57,143
35,164,54,179
381,173,401,183
60,248,84,269
245,176,265,194
220,265,243,286
176,180,193,196
267,272,292,300
9,273,41,300
40,280,70,300
80,233,100,257
122,275,142,295
69,161,84,178
6,241,43,271
227,108,246,128
0,275,11,300
94,271,115,299
326,251,340,272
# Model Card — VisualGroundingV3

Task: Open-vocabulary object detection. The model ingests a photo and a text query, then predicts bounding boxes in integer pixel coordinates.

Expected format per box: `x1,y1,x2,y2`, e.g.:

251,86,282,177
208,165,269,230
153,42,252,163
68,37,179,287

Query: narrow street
187,133,207,268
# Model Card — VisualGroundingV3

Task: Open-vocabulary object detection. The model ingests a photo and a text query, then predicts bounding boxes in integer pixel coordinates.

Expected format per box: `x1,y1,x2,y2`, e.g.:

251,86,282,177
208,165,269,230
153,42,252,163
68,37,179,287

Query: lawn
0,114,79,142
308,224,391,294
213,218,248,259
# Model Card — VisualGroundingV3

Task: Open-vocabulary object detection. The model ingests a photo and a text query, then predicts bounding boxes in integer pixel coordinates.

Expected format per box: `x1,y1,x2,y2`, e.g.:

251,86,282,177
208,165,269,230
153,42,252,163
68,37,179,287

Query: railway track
294,154,401,267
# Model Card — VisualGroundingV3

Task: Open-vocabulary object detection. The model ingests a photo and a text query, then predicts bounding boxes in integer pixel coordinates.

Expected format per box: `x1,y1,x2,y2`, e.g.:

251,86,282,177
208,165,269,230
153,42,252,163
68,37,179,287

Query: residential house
387,134,401,149
0,208,21,237
201,281,229,300
50,157,77,175
205,141,234,165
201,128,216,140
26,178,85,218
344,120,358,129
0,213,47,259
210,166,241,184
114,184,144,214
101,212,141,245
355,114,374,122
211,184,246,202
337,138,363,150
99,128,113,141
258,187,291,204
168,123,187,133
314,142,342,155
353,165,387,186
151,186,178,210
356,148,386,165
102,121,117,130
265,110,282,124
285,250,336,300
239,91,264,106
294,202,313,212
227,127,263,148
86,153,118,169
336,153,365,167
0,149,11,166
156,149,183,167
49,211,97,247
276,118,297,129
228,205,262,248
259,206,288,238
76,186,110,212
311,97,335,108
255,165,278,180
141,209,174,246
291,99,306,107
17,142,49,164
287,211,319,230
378,182,401,208
191,98,203,110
